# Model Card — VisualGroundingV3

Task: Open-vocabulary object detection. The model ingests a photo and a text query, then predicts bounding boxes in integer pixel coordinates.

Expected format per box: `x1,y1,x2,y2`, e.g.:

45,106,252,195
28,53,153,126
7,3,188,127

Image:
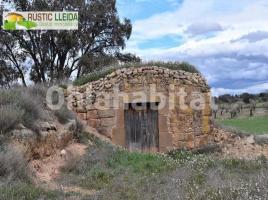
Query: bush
17,93,45,129
0,145,30,182
167,150,194,161
0,86,47,134
69,119,85,142
74,61,199,86
0,105,24,135
0,89,20,105
54,105,74,124
73,68,115,86
222,157,267,172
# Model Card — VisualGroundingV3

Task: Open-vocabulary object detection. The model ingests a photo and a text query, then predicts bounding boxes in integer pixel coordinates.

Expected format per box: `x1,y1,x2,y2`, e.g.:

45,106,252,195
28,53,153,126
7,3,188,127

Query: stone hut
67,66,212,152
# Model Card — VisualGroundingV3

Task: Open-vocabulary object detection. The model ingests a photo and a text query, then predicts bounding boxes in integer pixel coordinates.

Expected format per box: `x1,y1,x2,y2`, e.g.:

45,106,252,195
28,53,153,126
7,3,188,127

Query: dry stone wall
67,66,213,152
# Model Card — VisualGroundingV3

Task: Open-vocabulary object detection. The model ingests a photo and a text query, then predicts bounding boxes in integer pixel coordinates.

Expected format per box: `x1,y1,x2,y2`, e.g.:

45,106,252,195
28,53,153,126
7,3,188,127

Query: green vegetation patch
218,116,268,135
221,156,267,172
74,61,199,86
58,136,268,199
60,140,176,191
0,182,61,200
107,150,175,174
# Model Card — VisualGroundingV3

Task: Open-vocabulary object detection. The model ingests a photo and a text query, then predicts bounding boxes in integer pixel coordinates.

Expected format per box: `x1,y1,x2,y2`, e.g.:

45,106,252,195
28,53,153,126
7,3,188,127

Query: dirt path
30,142,96,197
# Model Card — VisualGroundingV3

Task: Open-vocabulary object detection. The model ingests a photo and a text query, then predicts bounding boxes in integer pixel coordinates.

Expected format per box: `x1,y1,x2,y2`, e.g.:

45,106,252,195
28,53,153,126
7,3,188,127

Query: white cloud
233,31,268,43
123,0,268,95
185,22,224,36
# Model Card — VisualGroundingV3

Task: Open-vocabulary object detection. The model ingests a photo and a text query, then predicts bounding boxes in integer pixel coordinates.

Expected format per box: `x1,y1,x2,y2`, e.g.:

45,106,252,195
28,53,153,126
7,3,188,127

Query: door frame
124,102,159,152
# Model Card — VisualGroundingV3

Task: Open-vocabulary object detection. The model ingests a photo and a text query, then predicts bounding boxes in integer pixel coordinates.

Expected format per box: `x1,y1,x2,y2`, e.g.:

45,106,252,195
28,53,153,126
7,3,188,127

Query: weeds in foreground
0,145,30,183
59,138,268,200
0,182,69,200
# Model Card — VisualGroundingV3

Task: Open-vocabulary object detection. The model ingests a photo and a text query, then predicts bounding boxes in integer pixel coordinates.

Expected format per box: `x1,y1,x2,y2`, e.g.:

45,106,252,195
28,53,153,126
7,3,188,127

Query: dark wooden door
125,103,159,151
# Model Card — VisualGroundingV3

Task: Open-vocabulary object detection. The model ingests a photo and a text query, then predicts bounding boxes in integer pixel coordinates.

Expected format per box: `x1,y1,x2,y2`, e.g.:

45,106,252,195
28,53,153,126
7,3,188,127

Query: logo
2,11,78,30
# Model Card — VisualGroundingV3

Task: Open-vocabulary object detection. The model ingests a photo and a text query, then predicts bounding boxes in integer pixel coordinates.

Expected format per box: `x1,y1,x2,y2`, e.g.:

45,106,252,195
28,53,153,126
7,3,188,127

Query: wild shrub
79,168,113,190
0,89,20,105
54,105,74,124
73,67,115,86
17,93,45,129
0,182,61,200
68,119,85,142
0,105,24,135
0,145,30,182
0,86,47,134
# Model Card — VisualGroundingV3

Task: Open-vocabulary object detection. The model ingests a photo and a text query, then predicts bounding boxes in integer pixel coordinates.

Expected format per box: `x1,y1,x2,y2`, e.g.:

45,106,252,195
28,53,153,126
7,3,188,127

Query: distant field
218,116,268,135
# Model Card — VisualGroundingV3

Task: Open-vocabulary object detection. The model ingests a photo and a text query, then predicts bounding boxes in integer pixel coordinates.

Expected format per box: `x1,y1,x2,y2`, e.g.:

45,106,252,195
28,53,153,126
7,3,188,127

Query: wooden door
125,103,159,151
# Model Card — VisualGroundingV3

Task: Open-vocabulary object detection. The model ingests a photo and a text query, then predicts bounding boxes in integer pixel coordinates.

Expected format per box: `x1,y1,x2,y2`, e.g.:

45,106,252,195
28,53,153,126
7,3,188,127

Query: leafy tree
0,0,137,84
241,93,255,104
218,94,233,103
0,31,27,86
259,92,268,102
0,60,19,88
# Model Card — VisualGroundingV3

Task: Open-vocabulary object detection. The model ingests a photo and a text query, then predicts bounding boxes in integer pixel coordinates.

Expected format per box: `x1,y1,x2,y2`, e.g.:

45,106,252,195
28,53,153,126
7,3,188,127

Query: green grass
221,156,267,172
107,150,175,174
74,61,199,86
4,136,266,200
218,116,268,135
61,144,176,190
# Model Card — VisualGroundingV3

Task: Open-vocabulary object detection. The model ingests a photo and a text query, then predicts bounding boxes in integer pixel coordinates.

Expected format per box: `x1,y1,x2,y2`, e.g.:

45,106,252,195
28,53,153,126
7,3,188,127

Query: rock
38,122,51,131
246,135,255,144
65,119,77,131
97,110,115,118
110,72,116,78
254,135,268,145
12,128,36,140
192,77,198,84
100,117,115,127
17,123,26,129
192,144,221,154
104,83,112,89
40,131,50,137
164,73,169,78
60,149,67,159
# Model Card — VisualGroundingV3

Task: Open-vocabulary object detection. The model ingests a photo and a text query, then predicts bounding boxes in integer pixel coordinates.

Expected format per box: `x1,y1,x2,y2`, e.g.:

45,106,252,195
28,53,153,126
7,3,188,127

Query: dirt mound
30,142,86,183
30,142,95,196
213,128,268,159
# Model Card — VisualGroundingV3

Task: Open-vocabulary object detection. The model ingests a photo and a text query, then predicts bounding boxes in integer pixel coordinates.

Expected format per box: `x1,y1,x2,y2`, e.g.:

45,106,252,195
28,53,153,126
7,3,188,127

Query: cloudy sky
116,0,268,96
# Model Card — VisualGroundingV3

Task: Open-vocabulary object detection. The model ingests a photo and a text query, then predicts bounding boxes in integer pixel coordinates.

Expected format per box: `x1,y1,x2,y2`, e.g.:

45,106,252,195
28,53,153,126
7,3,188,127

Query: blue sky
116,0,268,96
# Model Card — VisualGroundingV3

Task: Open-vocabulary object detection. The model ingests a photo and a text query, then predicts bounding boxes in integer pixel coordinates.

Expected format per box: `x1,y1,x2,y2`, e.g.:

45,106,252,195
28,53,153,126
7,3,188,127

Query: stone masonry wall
67,66,212,152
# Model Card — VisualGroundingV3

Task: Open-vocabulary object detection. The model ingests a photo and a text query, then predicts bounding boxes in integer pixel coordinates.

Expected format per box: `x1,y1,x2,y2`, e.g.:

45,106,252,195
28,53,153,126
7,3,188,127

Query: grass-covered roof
73,61,199,86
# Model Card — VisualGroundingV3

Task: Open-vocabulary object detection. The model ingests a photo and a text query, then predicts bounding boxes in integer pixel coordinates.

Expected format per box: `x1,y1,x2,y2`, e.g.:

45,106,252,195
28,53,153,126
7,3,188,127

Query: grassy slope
58,138,268,200
218,116,268,135
1,136,268,200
